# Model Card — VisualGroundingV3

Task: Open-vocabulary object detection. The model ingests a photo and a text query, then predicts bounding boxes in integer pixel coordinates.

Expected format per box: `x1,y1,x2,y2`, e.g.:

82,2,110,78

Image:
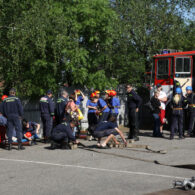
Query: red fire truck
150,50,195,98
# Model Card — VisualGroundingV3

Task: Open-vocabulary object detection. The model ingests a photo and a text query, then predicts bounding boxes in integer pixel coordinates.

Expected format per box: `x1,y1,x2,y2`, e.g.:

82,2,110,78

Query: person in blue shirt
39,90,55,142
3,88,25,150
22,119,41,144
108,90,120,120
56,90,68,124
50,120,79,149
95,91,110,123
86,93,98,136
75,90,85,107
93,116,127,148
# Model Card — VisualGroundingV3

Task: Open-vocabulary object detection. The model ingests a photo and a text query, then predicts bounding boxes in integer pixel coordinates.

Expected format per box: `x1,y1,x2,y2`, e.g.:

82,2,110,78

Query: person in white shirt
156,84,167,134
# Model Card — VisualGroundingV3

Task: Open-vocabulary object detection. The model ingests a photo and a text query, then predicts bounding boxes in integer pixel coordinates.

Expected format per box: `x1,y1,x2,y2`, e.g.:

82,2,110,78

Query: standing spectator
185,86,195,137
170,88,186,140
150,90,163,137
126,84,142,141
39,90,54,143
156,84,167,134
3,88,25,150
86,93,98,135
75,90,85,107
56,90,68,124
95,91,110,123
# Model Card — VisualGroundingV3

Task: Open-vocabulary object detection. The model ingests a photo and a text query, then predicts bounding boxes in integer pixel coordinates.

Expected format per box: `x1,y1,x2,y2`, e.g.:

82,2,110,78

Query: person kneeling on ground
93,116,127,148
50,120,79,149
22,119,41,145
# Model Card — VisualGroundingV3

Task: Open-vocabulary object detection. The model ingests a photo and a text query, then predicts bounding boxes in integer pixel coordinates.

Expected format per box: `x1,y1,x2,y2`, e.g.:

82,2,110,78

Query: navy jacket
3,95,23,117
127,90,142,109
56,96,68,119
39,96,54,116
186,93,195,113
52,122,76,141
0,102,3,114
95,121,117,132
170,95,187,115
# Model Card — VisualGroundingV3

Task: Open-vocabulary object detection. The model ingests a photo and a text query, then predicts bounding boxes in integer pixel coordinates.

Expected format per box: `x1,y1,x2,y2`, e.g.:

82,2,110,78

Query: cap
186,86,192,91
47,90,53,95
156,84,162,88
175,87,182,94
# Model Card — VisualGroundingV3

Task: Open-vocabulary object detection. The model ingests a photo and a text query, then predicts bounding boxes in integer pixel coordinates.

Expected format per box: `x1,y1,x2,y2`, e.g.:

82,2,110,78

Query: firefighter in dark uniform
50,120,78,149
39,90,54,142
170,88,187,140
185,86,195,137
126,84,142,141
3,88,25,150
56,90,68,124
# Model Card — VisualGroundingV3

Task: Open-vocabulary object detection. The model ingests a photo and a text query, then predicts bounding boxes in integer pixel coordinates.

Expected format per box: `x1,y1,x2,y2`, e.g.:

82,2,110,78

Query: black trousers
7,116,22,144
88,113,98,135
188,111,195,135
51,131,68,143
170,112,183,137
128,108,139,139
41,115,52,138
98,112,110,123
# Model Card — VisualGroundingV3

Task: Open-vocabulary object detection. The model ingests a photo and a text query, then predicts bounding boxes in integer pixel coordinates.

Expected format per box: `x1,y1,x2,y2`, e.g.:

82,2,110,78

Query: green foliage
0,0,194,97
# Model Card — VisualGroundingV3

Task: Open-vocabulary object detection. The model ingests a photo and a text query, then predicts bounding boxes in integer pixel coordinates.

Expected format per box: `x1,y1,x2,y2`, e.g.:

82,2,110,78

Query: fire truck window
184,58,190,72
176,58,191,73
157,59,169,79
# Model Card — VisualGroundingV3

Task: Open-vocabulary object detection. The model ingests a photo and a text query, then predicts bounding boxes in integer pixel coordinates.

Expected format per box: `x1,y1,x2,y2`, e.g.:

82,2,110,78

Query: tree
110,0,195,85
0,0,118,97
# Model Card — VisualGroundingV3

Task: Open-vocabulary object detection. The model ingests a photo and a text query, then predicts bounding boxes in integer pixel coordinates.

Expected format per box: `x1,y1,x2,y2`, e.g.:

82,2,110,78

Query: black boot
18,143,25,150
8,144,12,151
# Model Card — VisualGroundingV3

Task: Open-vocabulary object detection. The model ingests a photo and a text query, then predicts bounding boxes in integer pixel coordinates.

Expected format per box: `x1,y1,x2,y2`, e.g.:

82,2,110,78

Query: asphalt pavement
0,130,195,195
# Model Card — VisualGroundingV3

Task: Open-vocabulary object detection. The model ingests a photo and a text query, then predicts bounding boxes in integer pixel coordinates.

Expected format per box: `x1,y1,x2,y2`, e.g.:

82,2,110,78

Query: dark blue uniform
186,93,195,136
93,121,118,138
23,121,38,135
3,95,23,144
56,96,68,124
39,96,54,138
51,122,76,143
97,98,110,123
170,95,186,139
127,90,142,139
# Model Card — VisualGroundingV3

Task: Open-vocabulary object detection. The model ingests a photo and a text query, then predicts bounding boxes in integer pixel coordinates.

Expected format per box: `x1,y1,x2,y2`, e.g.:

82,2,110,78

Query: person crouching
93,116,127,148
50,120,79,149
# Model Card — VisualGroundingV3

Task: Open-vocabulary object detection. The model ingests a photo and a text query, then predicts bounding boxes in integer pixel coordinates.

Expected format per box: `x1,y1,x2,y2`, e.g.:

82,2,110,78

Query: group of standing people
150,84,195,139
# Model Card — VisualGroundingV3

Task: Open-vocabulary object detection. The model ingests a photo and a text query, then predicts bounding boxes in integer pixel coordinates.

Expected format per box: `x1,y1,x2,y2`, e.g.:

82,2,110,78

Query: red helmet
109,90,117,97
25,132,32,138
75,90,81,95
1,95,8,101
90,92,96,98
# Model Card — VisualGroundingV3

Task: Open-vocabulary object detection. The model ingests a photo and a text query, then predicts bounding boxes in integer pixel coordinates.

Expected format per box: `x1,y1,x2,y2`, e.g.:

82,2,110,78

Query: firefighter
3,88,25,150
170,88,186,140
185,86,195,137
126,84,142,141
50,120,78,149
39,90,55,143
56,90,68,124
95,90,110,123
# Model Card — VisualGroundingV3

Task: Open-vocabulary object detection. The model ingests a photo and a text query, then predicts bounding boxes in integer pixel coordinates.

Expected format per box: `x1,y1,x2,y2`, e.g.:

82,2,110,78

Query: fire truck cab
150,50,195,98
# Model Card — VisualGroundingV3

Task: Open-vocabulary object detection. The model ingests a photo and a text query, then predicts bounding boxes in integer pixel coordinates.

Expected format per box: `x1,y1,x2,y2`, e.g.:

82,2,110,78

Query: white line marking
0,158,186,179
